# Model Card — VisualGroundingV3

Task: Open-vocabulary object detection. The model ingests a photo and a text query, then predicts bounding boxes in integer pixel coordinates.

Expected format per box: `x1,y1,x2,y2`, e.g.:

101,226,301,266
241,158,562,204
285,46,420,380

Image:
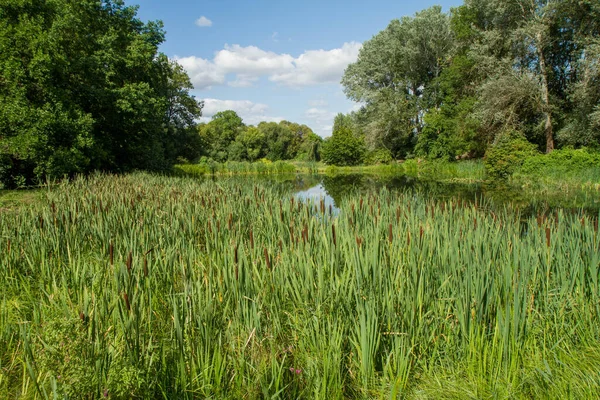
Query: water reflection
207,173,600,217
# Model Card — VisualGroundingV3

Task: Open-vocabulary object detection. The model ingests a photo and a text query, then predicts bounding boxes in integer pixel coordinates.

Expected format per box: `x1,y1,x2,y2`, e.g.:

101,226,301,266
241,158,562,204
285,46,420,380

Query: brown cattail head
360,198,363,210
39,215,44,229
545,226,551,248
594,218,598,233
228,213,233,230
264,248,271,270
356,236,363,248
473,217,477,229
109,241,114,266
123,292,130,311
79,312,85,322
126,251,132,274
249,229,254,249
419,226,424,242
407,231,411,247
143,256,148,277
332,224,337,248
388,224,393,244
51,201,56,214
278,239,283,253
536,215,543,227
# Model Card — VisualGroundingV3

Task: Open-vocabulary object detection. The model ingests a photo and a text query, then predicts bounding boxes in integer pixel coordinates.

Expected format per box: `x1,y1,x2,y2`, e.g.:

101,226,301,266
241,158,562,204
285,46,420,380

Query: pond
209,173,600,218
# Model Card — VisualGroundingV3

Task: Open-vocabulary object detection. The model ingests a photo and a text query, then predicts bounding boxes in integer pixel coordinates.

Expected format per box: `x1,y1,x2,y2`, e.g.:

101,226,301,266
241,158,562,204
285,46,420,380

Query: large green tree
0,0,201,187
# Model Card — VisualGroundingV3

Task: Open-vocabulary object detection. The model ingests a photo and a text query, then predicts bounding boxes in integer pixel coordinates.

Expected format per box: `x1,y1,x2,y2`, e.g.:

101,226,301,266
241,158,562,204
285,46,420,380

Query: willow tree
342,6,453,158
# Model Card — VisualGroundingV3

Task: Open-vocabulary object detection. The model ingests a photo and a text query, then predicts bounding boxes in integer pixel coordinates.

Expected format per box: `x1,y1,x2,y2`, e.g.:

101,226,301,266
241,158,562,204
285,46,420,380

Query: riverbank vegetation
2,173,599,398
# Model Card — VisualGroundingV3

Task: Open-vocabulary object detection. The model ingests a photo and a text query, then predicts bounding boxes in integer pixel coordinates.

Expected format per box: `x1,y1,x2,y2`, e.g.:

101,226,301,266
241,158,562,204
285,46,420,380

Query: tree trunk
537,32,554,153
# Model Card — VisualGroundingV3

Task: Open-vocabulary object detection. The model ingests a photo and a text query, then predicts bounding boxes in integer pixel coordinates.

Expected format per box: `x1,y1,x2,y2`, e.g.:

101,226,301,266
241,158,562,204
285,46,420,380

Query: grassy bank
1,172,599,398
174,159,486,183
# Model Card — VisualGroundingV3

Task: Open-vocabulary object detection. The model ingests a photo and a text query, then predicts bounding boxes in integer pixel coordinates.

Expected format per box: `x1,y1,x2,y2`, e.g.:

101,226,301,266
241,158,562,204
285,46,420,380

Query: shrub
484,133,538,180
321,128,365,166
364,148,393,165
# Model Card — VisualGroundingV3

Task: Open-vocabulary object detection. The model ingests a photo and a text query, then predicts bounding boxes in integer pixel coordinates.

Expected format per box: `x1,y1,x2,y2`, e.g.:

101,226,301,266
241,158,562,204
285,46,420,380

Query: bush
364,148,393,165
519,147,600,175
321,128,365,166
484,134,538,180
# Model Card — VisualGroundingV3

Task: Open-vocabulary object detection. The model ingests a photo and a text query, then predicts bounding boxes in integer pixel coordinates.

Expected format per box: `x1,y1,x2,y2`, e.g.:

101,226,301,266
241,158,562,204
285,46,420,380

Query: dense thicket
197,111,322,163
0,0,202,188
340,0,600,164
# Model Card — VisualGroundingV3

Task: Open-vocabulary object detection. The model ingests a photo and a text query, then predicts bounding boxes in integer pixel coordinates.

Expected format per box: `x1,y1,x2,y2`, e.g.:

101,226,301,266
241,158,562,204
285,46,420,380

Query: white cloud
177,42,362,90
309,99,329,107
214,44,295,76
271,32,279,42
175,56,225,89
270,42,362,86
305,107,336,137
195,16,212,27
201,99,283,125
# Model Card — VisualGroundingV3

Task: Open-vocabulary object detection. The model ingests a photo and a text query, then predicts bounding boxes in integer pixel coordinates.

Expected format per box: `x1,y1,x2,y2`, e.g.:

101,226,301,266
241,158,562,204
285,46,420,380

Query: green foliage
364,148,392,165
484,134,538,180
0,0,201,188
3,172,600,398
321,128,366,166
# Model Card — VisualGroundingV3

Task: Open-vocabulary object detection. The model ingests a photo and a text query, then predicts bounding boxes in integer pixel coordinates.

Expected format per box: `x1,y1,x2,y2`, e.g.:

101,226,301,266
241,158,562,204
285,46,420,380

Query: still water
212,173,600,217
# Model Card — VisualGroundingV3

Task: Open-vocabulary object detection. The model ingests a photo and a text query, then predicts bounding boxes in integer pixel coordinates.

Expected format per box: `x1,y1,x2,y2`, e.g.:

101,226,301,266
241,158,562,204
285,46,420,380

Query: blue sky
134,0,462,136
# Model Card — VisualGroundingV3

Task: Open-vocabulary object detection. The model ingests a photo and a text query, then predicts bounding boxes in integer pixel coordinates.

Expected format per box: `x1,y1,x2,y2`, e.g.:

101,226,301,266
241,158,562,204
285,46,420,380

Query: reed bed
1,172,599,399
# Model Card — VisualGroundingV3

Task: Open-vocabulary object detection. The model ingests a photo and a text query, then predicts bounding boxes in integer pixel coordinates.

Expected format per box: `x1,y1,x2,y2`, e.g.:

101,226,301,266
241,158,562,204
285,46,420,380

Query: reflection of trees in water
209,174,600,218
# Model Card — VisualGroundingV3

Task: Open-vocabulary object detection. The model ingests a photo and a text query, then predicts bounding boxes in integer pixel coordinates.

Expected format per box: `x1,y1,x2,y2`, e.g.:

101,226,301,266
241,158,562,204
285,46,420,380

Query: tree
199,111,244,161
0,0,202,187
342,6,453,157
321,128,365,166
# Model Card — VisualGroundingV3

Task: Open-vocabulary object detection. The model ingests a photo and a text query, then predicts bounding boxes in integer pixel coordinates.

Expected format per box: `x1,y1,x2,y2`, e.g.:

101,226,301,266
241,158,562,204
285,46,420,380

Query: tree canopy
0,0,202,187
340,0,600,162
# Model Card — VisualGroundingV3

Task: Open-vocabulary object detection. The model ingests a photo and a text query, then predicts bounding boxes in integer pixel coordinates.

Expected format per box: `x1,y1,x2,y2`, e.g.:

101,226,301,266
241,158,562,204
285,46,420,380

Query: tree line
330,0,600,165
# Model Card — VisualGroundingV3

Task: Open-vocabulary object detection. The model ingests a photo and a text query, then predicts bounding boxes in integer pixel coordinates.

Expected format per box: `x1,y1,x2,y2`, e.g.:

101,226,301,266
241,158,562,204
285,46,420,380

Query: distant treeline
196,111,322,163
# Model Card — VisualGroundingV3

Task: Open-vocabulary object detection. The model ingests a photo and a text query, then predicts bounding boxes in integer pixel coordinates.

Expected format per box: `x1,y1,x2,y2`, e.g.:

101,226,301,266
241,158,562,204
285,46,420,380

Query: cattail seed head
545,227,551,247
332,224,336,248
126,251,132,274
264,248,271,270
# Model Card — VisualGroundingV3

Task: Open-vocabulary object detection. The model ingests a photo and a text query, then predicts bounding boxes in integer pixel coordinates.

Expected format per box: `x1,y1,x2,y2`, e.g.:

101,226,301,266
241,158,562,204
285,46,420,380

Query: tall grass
1,172,599,398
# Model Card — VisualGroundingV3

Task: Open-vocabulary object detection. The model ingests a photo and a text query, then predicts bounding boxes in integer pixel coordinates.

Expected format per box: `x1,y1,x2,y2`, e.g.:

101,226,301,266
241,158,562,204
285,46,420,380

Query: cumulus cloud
201,99,283,125
177,42,361,90
175,56,225,89
305,107,336,137
195,16,212,27
270,42,362,86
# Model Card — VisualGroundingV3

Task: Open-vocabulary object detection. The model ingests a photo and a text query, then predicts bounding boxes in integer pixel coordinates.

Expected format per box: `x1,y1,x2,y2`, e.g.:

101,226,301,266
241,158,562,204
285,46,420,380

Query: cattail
419,226,424,242
581,217,585,227
264,248,271,270
320,199,325,214
407,231,411,247
332,224,337,248
545,227,551,248
51,201,56,214
396,207,401,224
594,218,598,233
109,241,114,265
388,224,393,244
80,312,86,323
39,215,44,229
228,213,233,230
290,227,295,244
143,256,148,277
329,204,332,216
234,244,239,280
351,203,355,214
356,236,363,247
217,220,221,232
249,228,254,249
278,239,283,253
360,198,363,210
208,220,212,234
123,292,130,311
536,215,543,227
126,251,132,274
473,217,477,229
